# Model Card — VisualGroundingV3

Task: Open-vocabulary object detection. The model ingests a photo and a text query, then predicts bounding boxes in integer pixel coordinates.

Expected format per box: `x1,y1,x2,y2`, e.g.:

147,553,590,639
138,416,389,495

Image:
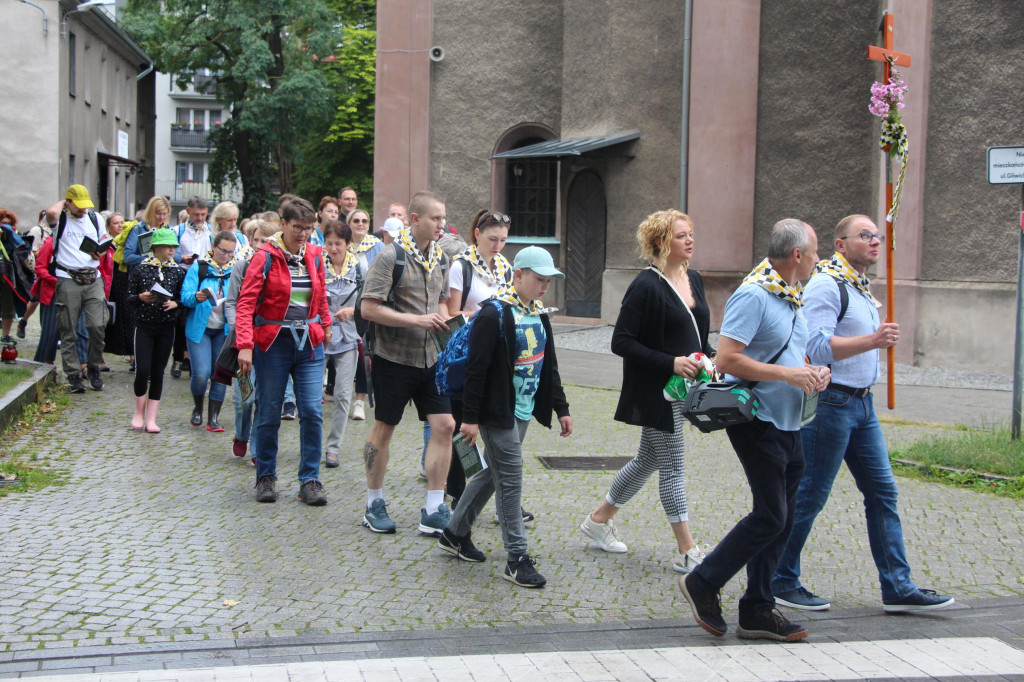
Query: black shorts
370,355,451,426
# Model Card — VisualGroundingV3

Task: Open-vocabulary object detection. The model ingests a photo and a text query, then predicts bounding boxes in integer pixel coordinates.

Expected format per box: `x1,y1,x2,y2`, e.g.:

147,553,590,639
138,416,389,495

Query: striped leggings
607,401,689,523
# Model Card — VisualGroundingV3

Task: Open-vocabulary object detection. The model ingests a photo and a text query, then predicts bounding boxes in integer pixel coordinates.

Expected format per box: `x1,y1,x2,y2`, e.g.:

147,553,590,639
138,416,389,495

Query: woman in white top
346,208,381,420
211,201,249,255
442,210,531,522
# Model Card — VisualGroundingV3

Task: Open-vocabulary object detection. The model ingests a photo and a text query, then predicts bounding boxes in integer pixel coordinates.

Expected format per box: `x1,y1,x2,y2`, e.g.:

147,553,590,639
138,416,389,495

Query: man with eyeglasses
770,214,954,614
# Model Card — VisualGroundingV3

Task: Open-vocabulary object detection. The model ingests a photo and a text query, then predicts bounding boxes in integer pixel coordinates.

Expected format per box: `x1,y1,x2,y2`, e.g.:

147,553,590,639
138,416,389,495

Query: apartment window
83,42,92,104
209,110,222,127
176,162,206,186
175,161,189,185
114,66,121,119
124,73,132,124
69,155,76,184
192,163,205,184
68,32,77,96
506,159,558,239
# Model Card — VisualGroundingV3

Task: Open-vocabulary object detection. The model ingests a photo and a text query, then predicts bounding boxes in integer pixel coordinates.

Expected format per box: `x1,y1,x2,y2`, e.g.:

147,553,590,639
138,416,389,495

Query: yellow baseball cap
65,184,94,209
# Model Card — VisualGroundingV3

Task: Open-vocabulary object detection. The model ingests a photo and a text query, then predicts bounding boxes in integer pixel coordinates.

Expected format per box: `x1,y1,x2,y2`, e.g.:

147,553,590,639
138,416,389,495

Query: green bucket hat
149,228,179,248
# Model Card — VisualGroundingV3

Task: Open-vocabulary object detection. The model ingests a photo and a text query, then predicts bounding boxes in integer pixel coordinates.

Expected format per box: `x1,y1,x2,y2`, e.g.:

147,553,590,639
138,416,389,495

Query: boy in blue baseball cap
438,245,573,588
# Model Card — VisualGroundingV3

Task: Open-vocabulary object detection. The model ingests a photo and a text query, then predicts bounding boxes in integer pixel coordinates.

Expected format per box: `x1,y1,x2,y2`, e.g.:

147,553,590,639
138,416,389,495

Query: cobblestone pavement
1,322,1023,678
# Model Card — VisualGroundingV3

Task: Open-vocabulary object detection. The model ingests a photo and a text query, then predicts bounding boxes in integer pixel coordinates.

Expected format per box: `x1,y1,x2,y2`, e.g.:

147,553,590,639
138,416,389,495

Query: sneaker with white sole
504,554,546,588
882,588,954,613
362,498,396,534
580,515,628,553
672,545,705,574
419,504,451,536
351,399,365,421
774,586,831,611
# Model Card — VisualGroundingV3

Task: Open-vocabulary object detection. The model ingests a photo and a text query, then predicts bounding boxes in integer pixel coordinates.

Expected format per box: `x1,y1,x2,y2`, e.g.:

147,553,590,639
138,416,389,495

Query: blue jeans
252,331,325,483
186,327,227,402
772,389,915,602
234,367,257,442
75,311,88,364
284,376,295,404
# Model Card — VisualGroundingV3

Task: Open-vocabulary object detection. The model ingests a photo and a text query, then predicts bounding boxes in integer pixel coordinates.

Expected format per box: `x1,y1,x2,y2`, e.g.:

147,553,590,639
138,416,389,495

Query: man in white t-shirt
48,185,111,393
174,196,213,269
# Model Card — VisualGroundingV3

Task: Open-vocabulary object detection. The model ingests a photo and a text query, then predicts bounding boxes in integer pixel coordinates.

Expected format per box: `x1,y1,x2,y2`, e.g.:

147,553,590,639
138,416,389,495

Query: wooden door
565,170,606,318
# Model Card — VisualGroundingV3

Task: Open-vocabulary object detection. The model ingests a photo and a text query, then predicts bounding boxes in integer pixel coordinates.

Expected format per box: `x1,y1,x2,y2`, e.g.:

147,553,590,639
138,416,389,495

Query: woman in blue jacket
181,230,236,431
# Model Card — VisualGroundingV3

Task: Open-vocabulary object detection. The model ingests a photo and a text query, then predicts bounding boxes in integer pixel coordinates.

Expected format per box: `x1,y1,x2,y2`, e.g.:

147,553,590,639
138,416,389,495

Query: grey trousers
54,277,107,373
324,349,358,457
448,418,530,557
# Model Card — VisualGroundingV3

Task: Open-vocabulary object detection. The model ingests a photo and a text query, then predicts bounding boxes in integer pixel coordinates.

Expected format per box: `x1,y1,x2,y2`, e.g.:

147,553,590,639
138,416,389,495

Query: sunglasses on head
479,212,511,226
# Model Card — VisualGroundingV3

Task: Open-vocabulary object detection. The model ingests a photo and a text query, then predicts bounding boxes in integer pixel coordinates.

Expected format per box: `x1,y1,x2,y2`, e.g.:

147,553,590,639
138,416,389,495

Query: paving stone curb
0,360,56,434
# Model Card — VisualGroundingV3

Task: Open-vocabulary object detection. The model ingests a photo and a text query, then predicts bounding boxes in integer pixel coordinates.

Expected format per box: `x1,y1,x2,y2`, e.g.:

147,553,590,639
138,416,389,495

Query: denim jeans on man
186,326,227,402
252,330,325,483
688,418,804,620
447,418,530,557
772,388,915,602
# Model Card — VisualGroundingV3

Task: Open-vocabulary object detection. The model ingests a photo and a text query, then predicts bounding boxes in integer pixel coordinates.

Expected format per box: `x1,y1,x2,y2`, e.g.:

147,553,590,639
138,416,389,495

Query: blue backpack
435,299,505,397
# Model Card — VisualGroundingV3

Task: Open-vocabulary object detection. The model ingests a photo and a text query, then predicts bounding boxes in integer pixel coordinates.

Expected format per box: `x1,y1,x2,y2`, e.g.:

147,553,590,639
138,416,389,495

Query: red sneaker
232,438,248,457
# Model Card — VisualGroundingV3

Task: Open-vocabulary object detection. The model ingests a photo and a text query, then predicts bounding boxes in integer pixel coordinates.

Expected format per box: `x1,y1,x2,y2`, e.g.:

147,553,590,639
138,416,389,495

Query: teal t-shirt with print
511,308,546,420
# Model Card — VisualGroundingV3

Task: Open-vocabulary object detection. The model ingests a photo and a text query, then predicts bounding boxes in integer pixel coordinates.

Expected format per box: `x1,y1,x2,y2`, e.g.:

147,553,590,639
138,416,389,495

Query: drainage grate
537,456,633,471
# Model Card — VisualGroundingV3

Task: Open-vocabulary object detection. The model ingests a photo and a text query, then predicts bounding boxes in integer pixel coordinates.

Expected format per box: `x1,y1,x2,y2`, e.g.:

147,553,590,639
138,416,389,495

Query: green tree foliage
121,0,354,214
291,1,376,213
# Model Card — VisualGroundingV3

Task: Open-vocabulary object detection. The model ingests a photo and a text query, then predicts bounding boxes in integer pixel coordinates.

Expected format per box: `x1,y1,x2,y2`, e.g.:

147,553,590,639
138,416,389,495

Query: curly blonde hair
636,209,693,270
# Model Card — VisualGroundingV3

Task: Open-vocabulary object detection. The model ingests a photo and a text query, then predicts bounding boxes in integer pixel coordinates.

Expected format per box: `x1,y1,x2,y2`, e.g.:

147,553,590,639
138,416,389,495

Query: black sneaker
438,529,486,563
86,366,103,391
503,554,546,588
67,371,86,394
281,402,297,420
521,506,535,523
16,319,26,339
255,476,277,503
737,608,809,642
677,573,727,636
298,480,328,506
170,360,182,378
883,588,955,613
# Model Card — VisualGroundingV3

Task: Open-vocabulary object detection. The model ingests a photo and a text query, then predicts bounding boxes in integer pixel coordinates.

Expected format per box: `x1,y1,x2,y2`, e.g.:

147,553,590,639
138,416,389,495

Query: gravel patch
552,324,1013,392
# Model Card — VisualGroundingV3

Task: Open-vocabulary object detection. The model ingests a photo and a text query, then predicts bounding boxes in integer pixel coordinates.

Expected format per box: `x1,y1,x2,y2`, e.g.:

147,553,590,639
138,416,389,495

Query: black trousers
447,399,467,502
134,324,175,400
172,315,187,362
689,418,804,620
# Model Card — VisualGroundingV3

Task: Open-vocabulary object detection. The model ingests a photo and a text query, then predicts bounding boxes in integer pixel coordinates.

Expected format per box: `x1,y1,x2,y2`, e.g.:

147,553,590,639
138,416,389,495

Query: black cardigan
128,262,185,327
612,268,713,432
460,301,570,429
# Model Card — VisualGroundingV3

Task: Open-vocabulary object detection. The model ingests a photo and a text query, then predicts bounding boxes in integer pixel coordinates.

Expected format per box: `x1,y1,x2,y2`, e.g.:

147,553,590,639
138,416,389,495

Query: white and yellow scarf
350,234,381,254
140,253,175,281
396,228,442,281
326,251,358,285
267,231,309,276
456,245,511,287
237,243,255,261
815,252,882,308
742,258,804,308
495,283,557,316
201,250,236,275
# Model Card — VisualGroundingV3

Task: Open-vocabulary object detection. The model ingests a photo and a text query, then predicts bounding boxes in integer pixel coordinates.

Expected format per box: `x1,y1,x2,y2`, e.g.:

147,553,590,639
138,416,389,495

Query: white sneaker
351,399,365,421
672,546,705,574
580,515,628,553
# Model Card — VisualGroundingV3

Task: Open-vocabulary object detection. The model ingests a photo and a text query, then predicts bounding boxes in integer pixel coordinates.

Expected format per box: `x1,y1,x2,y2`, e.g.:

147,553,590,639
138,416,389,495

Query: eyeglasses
350,218,369,224
479,212,510,226
287,223,314,234
214,246,233,256
840,231,884,244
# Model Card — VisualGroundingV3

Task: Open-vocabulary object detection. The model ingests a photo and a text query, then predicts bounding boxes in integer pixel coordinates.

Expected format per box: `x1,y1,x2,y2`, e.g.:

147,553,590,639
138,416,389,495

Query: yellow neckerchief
395,228,442,281
495,283,557,316
140,253,176,281
267,231,309,276
741,257,804,308
456,245,511,287
236,243,255,261
201,250,236,275
326,251,358,285
815,251,882,308
350,234,381,254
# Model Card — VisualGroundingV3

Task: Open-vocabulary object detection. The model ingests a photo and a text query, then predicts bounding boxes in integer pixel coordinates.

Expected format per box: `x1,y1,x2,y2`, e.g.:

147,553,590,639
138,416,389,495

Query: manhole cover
537,456,633,471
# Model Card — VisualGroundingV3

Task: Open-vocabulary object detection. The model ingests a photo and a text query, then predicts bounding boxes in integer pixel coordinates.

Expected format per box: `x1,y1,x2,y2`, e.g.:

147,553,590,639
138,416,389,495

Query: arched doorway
565,170,606,318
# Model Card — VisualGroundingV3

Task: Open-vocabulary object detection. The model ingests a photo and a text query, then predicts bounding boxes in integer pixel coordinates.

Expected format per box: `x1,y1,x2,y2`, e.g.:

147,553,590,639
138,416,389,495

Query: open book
428,313,467,353
79,235,114,256
201,288,227,307
137,230,154,254
149,282,174,303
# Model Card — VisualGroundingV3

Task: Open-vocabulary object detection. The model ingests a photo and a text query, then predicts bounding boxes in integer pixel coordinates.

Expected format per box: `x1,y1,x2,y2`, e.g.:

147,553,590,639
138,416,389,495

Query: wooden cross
867,11,912,410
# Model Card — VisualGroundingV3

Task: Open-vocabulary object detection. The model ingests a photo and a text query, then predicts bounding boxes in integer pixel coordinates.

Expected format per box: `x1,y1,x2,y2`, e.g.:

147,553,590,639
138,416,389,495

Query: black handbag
683,311,796,433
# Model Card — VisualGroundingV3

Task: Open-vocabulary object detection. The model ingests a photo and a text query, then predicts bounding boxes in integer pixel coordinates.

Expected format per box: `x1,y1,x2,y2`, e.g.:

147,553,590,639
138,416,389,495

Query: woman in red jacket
236,198,332,507
31,237,59,363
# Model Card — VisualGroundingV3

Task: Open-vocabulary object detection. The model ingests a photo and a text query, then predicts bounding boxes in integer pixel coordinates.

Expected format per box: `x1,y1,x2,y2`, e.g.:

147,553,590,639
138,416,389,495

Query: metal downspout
680,0,693,212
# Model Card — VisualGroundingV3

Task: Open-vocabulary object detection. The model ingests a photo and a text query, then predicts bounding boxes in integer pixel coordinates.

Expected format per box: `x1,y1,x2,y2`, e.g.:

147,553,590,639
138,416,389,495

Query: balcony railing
170,128,212,149
171,73,217,97
174,182,228,203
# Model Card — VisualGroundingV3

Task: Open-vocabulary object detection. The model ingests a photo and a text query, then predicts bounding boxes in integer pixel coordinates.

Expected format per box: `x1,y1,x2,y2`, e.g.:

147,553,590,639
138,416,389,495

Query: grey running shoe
363,498,396,534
